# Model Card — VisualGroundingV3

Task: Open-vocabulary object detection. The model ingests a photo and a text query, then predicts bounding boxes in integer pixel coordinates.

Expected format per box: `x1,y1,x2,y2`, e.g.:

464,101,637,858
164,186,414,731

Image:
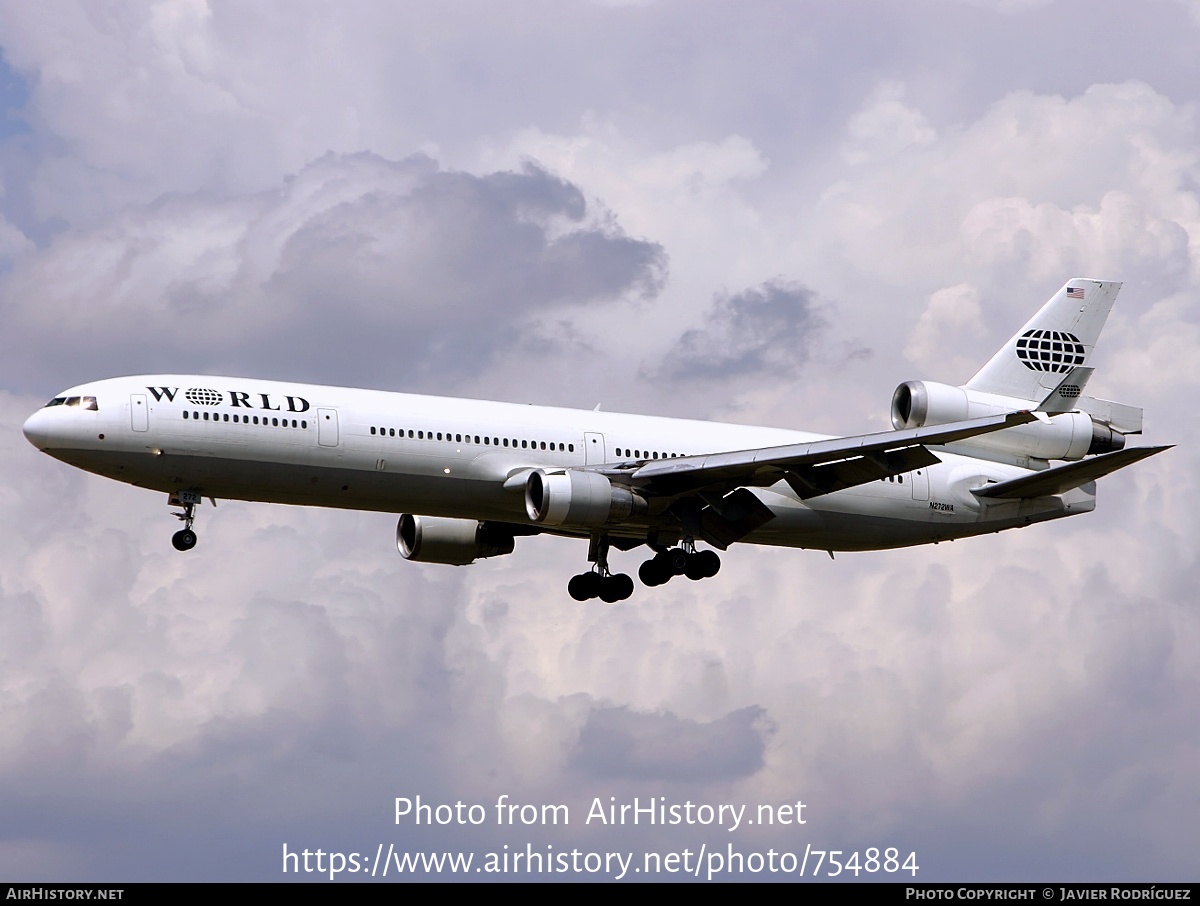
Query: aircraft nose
22,409,51,450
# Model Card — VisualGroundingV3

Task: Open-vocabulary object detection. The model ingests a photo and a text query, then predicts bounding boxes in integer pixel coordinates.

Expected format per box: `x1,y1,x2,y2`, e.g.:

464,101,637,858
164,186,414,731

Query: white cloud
842,81,937,166
904,282,987,381
811,82,1200,295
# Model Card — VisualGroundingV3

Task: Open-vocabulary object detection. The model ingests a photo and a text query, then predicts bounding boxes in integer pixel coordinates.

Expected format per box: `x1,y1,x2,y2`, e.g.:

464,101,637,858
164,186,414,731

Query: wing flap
780,445,942,499
972,446,1172,499
696,488,777,550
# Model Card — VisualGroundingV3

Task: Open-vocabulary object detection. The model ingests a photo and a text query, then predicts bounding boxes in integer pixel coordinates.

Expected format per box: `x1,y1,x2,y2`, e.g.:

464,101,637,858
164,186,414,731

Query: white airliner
23,278,1168,601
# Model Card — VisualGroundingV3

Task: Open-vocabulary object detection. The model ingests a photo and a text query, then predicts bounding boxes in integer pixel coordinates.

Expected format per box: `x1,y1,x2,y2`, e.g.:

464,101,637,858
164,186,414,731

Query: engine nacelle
525,469,648,527
396,515,515,565
891,380,1124,461
891,381,970,430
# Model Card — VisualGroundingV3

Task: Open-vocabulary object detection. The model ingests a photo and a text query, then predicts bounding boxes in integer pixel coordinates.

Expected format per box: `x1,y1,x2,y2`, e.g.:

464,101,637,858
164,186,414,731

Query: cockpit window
44,396,97,410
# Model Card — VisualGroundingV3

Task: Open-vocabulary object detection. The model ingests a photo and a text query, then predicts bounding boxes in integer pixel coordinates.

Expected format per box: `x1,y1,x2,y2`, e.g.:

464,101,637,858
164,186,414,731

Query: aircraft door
317,408,339,447
910,467,930,501
584,432,606,465
130,394,149,432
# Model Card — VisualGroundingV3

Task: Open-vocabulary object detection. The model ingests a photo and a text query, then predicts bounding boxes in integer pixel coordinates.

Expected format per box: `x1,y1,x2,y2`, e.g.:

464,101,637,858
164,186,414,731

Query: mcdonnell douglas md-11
23,279,1169,601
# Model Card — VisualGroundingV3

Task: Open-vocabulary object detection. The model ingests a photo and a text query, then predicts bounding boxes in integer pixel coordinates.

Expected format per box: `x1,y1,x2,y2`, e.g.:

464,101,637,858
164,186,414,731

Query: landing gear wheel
666,548,689,575
172,528,198,551
169,492,204,553
614,573,634,600
685,549,721,580
569,536,636,602
639,557,670,587
568,572,603,601
599,573,634,603
639,548,688,586
695,549,721,578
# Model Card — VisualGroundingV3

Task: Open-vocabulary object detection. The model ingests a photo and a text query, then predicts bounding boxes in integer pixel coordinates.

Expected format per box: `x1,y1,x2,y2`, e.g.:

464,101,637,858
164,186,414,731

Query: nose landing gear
169,490,204,551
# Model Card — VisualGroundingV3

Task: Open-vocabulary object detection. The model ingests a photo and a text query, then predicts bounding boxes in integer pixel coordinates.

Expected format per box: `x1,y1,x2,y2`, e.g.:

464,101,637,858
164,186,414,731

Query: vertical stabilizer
965,279,1121,402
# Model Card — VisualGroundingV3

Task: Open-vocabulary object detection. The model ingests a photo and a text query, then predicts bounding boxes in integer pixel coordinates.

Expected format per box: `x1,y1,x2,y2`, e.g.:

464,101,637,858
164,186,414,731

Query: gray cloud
655,280,827,382
0,152,666,394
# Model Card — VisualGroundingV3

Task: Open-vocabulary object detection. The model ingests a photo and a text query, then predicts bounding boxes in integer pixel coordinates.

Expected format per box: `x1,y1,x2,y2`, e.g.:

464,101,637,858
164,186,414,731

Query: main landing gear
638,539,721,587
567,535,723,600
568,535,635,602
169,491,203,551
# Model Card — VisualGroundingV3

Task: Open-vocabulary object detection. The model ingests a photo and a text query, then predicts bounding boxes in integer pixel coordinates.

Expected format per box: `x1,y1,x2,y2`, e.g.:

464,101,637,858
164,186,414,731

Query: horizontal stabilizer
1078,396,1143,435
972,446,1171,499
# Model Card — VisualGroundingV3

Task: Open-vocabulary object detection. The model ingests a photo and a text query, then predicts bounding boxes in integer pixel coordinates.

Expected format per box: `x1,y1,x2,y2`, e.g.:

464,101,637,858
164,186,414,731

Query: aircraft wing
971,445,1172,499
603,411,1039,500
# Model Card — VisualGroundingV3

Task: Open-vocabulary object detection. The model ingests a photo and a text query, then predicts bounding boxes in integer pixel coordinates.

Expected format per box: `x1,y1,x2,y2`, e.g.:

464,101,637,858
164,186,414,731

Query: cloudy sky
1,0,1198,882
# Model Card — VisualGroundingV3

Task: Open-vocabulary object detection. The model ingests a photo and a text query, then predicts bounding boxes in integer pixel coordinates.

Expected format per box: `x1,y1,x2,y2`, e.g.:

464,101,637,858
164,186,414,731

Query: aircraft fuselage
23,374,1090,556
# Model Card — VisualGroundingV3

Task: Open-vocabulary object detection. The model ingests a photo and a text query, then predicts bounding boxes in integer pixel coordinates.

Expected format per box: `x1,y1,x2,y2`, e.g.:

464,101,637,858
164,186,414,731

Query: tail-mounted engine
525,469,648,527
891,380,1125,461
396,515,515,565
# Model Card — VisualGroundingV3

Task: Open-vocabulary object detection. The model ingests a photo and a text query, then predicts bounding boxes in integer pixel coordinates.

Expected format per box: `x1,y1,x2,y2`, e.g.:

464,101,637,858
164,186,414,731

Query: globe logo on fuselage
1014,329,1085,373
185,388,224,405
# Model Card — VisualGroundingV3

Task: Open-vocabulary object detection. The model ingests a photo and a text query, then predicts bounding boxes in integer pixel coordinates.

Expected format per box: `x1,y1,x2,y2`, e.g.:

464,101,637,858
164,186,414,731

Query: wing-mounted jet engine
396,515,516,565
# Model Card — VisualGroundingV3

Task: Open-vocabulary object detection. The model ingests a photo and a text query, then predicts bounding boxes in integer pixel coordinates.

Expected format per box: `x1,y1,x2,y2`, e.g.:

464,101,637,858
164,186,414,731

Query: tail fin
966,279,1122,402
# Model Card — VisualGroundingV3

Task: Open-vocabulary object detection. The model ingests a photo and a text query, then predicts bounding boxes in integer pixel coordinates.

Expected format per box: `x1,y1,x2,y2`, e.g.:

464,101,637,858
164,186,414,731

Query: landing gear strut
638,537,720,587
568,535,634,602
169,491,201,551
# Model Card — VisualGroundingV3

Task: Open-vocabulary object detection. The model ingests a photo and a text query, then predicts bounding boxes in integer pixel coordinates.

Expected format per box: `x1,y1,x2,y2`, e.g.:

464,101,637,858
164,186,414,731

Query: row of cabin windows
369,426,575,453
183,411,308,429
365,428,689,461
614,448,684,460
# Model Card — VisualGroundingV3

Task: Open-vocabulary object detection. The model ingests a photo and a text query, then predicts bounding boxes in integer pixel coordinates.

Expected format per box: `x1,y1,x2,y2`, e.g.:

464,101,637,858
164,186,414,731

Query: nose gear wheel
168,492,202,552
